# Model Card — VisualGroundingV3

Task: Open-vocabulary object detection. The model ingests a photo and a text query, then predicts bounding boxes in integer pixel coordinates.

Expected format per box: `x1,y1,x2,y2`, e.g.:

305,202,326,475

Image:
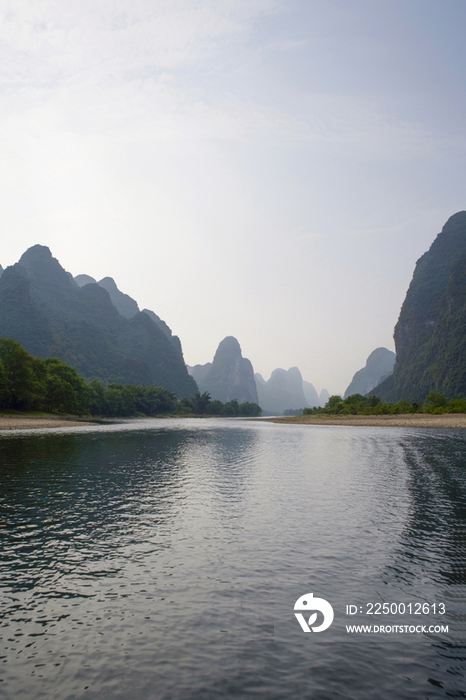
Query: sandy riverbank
0,414,95,430
264,413,466,428
2,413,466,431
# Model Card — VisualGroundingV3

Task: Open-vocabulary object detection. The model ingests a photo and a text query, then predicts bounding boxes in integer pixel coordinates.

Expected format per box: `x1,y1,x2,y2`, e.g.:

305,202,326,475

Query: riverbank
3,412,466,431
264,413,466,428
0,413,95,430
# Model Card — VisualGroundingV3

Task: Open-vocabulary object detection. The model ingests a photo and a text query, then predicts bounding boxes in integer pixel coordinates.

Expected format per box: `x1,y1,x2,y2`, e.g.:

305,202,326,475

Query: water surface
1,418,466,699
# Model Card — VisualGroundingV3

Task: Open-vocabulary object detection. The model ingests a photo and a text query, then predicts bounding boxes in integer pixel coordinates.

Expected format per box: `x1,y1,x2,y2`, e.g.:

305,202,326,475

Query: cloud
0,0,279,83
0,0,436,166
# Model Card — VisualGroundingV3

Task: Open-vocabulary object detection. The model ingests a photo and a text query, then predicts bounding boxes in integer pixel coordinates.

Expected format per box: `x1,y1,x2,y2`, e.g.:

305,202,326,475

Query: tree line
0,339,261,418
303,392,466,416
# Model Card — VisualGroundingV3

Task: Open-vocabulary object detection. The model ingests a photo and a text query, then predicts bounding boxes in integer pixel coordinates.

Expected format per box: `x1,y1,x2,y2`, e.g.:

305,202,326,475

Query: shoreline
0,414,96,430
262,413,466,429
2,412,466,431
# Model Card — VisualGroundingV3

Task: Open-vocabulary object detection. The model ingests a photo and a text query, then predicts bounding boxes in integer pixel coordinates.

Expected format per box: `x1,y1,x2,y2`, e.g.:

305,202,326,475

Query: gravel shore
264,413,466,428
2,413,466,431
0,415,94,430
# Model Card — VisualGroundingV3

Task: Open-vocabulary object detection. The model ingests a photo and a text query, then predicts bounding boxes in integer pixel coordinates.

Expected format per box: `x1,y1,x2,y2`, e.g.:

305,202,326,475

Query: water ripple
1,420,466,698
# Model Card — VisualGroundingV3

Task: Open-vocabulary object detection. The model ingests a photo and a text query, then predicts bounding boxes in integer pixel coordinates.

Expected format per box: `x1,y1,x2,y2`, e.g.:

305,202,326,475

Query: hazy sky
1,0,466,395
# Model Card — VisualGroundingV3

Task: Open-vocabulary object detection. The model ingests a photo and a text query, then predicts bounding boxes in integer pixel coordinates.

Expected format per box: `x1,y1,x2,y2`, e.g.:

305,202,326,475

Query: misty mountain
193,336,258,403
344,347,396,398
74,274,183,357
0,245,197,397
302,380,320,407
141,309,183,358
97,276,140,319
319,389,330,406
255,368,328,414
375,211,466,401
75,273,97,288
187,363,212,385
255,367,309,415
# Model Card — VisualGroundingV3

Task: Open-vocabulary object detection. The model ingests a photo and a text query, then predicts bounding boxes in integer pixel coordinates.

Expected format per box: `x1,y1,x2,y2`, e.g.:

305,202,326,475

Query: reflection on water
1,419,466,699
384,435,466,695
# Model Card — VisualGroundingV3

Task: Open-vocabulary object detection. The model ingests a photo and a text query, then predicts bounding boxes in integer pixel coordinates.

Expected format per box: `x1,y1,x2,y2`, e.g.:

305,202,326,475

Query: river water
1,417,466,699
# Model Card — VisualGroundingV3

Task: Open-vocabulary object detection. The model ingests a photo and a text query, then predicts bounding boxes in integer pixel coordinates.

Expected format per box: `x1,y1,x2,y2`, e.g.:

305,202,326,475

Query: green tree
43,358,89,414
396,399,416,413
447,398,466,413
238,402,261,416
176,397,194,415
87,380,105,415
0,338,41,410
222,399,239,416
191,391,212,415
0,360,6,406
424,392,448,413
208,399,224,415
139,387,176,415
324,395,344,414
102,384,128,417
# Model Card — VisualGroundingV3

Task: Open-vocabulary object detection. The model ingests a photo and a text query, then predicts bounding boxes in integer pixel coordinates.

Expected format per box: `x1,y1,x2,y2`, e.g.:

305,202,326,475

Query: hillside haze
0,245,197,397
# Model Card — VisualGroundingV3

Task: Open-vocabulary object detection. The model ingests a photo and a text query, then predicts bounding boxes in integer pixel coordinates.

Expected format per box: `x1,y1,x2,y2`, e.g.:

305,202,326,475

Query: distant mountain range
375,212,466,402
188,336,258,404
0,246,327,409
255,367,326,414
4,242,427,408
188,337,328,413
0,245,197,398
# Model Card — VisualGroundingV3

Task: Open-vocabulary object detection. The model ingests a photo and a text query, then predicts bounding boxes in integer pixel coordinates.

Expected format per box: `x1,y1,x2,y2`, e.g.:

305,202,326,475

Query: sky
1,0,466,395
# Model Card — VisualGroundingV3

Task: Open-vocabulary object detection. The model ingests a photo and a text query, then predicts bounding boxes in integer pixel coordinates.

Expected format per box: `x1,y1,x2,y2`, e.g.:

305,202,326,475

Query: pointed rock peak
201,336,258,403
97,277,139,319
344,347,396,399
365,347,396,368
142,309,183,356
98,276,118,292
443,211,466,230
142,308,162,324
428,211,466,258
74,274,97,287
287,366,303,380
319,389,330,404
18,245,74,288
270,368,286,378
213,336,242,361
19,244,53,266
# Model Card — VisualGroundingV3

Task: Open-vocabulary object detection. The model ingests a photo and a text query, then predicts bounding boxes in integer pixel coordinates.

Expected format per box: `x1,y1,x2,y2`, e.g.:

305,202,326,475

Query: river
1,418,465,699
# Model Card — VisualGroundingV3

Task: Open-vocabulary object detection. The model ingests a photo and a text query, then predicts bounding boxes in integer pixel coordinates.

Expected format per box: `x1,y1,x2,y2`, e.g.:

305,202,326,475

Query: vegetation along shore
0,338,261,427
2,336,466,432
267,392,466,428
266,414,466,428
